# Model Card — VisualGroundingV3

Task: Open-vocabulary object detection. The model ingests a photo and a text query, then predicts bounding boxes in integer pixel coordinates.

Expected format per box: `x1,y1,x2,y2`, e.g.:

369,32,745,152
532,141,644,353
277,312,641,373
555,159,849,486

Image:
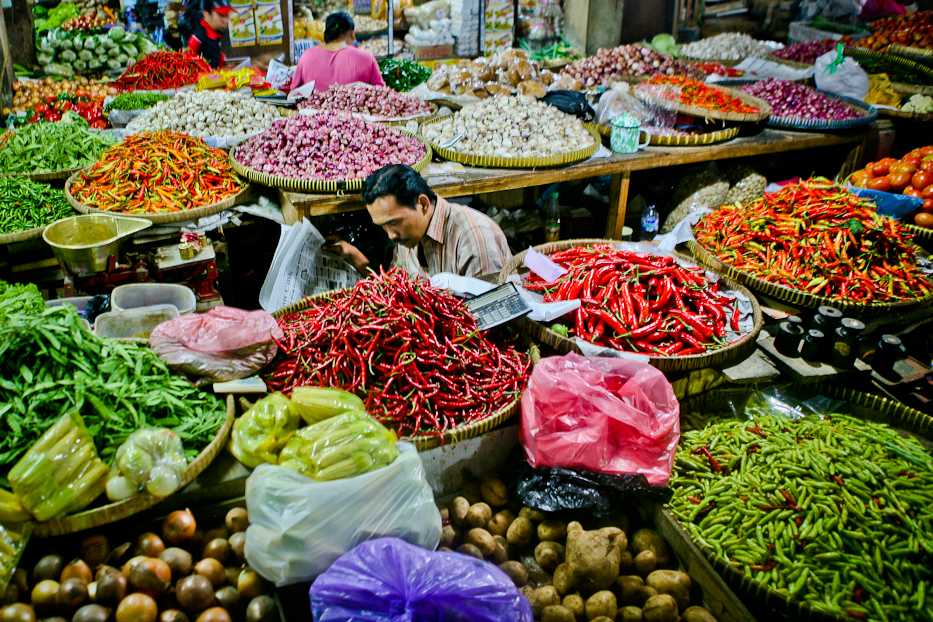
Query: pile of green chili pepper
103,92,171,113
0,114,114,175
378,57,431,92
0,177,73,236
0,281,227,467
694,178,932,302
669,410,932,621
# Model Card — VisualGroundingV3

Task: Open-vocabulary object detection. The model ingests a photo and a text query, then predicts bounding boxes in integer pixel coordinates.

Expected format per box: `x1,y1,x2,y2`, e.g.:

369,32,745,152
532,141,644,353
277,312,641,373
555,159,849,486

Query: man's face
367,194,431,248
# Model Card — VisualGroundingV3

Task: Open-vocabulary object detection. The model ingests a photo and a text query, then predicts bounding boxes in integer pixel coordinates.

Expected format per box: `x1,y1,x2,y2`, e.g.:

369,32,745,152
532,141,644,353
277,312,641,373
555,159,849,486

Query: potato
537,520,567,542
523,558,552,586
541,604,575,622
634,550,657,577
617,575,645,604
562,594,584,618
439,507,449,522
456,543,483,559
480,478,508,507
619,605,644,622
590,618,614,622
450,497,470,526
507,517,535,547
646,570,691,610
552,563,576,596
437,546,453,552
465,503,493,528
465,528,497,557
619,549,635,574
583,590,617,620
440,525,459,548
682,606,718,622
643,593,678,622
487,510,515,537
631,529,672,567
490,541,509,565
519,506,547,522
498,561,528,587
534,541,565,572
528,586,560,617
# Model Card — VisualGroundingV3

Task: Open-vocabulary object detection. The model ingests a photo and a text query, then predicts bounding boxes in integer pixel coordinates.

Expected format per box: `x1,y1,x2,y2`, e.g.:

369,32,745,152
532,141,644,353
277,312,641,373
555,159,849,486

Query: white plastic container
111,283,197,315
94,305,179,341
46,295,94,314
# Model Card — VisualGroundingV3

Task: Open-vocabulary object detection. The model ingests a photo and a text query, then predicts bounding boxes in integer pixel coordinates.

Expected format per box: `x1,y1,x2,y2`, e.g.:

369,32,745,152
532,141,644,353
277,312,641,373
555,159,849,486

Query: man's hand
325,240,371,274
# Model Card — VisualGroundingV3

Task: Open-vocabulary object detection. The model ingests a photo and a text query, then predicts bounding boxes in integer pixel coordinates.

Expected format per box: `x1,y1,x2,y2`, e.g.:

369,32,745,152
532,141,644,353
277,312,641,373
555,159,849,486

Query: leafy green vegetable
104,92,170,113
650,33,679,57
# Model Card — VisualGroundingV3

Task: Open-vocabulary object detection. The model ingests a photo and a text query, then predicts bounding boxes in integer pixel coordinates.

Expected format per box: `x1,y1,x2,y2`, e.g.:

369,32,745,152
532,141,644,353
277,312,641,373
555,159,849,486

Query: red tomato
914,211,933,228
849,170,871,187
891,161,917,176
923,198,933,213
904,186,919,196
871,157,897,177
912,170,933,189
920,146,933,156
867,177,892,191
921,158,933,173
902,154,922,168
888,172,912,191
921,185,933,200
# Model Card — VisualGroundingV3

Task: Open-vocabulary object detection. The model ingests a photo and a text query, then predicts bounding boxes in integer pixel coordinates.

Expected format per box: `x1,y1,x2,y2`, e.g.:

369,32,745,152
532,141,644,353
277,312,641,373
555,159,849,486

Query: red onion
299,84,431,118
235,114,426,181
561,45,703,88
770,40,835,65
741,79,860,121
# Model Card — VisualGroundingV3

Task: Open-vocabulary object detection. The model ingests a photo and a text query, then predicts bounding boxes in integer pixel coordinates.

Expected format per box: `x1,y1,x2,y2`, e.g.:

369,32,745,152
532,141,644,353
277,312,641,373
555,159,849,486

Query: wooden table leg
605,171,631,239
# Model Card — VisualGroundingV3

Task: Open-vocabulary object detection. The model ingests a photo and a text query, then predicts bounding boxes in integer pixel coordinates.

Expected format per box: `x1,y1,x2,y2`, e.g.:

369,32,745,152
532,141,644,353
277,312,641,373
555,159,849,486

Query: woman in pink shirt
290,12,385,91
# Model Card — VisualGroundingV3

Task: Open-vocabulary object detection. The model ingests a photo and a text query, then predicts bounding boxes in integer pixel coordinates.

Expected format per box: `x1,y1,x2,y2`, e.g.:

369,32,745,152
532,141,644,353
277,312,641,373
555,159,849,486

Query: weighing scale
465,282,532,331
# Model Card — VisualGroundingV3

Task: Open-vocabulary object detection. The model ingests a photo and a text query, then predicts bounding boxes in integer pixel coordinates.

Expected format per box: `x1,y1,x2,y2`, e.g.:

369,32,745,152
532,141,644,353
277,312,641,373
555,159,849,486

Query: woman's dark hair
179,0,224,38
324,11,355,43
363,165,437,208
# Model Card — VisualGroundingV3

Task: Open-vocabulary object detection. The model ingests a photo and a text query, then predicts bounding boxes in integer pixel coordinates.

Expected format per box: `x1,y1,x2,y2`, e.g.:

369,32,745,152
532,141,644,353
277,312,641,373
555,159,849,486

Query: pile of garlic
422,96,594,158
126,90,280,139
680,33,783,61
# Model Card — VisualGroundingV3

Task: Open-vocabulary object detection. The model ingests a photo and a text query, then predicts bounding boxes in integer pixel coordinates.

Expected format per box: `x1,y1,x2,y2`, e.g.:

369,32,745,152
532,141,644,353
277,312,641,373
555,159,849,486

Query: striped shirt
393,197,512,278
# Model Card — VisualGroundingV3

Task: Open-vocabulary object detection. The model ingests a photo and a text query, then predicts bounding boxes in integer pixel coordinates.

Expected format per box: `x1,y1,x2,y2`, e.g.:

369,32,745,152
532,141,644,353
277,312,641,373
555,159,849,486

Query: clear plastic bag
520,353,680,486
106,428,188,501
245,443,441,586
815,48,869,101
310,537,533,622
149,306,283,381
228,393,300,468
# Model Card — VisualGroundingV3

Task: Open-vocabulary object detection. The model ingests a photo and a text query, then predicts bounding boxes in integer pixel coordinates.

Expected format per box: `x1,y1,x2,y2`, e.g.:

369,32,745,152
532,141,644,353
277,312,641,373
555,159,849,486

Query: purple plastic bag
309,538,533,622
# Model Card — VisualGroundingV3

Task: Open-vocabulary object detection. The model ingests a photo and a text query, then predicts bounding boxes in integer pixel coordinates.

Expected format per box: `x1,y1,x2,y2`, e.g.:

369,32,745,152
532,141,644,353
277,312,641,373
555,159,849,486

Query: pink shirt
290,46,386,91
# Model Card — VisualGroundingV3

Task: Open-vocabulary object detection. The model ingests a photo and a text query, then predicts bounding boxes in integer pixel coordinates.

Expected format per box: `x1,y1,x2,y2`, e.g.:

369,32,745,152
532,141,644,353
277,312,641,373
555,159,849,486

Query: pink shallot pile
741,79,861,121
299,83,432,118
561,45,703,88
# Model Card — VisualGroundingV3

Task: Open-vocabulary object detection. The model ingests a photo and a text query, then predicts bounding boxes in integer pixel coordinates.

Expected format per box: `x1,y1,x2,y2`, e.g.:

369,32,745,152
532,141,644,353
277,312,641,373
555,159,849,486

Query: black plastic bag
541,90,596,122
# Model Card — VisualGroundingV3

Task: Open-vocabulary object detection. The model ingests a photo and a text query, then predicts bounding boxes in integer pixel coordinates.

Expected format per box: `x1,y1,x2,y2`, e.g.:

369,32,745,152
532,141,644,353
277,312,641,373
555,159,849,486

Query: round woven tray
726,82,877,131
32,395,235,537
681,56,742,67
877,106,933,122
903,222,933,243
497,239,764,373
595,124,739,146
634,82,772,123
0,223,59,246
668,384,932,622
65,173,252,224
844,46,933,87
422,119,600,169
299,102,438,126
764,55,814,70
0,165,85,183
688,237,933,316
272,292,529,450
230,131,431,193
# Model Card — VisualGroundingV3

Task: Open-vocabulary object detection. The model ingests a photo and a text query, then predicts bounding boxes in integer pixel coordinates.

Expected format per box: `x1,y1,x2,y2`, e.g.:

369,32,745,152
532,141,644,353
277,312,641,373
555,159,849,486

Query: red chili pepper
114,51,211,91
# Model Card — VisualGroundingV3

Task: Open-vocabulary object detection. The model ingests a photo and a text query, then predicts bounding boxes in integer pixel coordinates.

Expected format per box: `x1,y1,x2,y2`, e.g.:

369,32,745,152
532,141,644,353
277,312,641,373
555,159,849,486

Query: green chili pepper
0,177,74,235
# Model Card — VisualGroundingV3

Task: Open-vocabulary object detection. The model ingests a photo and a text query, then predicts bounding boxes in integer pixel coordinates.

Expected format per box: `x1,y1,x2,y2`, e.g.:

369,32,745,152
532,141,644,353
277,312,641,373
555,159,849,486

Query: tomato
921,158,933,173
904,186,919,196
887,172,912,191
849,170,871,187
912,170,933,189
890,162,917,176
923,198,933,214
914,212,933,229
903,154,922,168
919,146,933,156
871,157,897,177
867,177,892,191
921,185,933,200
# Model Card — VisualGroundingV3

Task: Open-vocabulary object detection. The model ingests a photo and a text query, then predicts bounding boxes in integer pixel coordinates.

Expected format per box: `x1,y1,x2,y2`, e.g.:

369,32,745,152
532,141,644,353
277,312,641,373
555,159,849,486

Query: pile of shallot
680,33,782,61
234,114,426,181
299,83,432,119
770,40,835,64
560,44,703,88
741,79,861,121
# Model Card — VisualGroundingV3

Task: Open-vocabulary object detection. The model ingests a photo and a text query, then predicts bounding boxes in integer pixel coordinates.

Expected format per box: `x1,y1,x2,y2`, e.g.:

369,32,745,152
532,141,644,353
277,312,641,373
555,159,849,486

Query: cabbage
651,33,679,57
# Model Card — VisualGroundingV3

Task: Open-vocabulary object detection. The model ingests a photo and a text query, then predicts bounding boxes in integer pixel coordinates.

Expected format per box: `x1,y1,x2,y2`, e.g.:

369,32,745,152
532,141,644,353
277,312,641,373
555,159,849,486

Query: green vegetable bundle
104,92,171,113
0,282,227,468
0,177,74,235
0,115,114,175
378,57,431,92
669,412,933,621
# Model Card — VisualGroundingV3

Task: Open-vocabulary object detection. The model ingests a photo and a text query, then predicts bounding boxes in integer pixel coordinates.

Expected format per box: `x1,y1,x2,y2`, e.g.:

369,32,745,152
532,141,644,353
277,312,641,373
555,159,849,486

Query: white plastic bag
244,443,441,586
814,49,868,101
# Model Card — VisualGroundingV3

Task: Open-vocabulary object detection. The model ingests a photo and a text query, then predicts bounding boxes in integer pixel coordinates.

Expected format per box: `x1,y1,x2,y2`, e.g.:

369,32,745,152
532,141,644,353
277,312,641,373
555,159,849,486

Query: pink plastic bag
520,353,680,486
150,306,284,381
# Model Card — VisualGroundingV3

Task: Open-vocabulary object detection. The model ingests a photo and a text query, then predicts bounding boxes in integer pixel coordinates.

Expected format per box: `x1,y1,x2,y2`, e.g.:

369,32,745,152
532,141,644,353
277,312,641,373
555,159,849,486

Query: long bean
669,413,933,621
0,115,114,174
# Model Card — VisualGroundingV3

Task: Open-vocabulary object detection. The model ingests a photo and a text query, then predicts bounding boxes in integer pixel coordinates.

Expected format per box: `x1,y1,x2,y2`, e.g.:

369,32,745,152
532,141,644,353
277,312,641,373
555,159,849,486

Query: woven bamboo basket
902,222,933,243
688,238,933,316
681,56,742,67
271,291,532,451
497,239,764,373
31,395,235,537
844,46,933,88
634,82,772,123
0,223,61,245
65,173,252,225
667,384,931,622
595,124,739,146
421,119,600,169
0,166,86,183
887,43,933,63
230,135,432,193
724,82,877,131
877,106,933,123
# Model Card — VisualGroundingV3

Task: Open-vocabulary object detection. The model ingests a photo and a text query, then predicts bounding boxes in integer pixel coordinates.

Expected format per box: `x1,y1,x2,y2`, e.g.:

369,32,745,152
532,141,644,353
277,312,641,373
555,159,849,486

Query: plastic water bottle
640,204,659,241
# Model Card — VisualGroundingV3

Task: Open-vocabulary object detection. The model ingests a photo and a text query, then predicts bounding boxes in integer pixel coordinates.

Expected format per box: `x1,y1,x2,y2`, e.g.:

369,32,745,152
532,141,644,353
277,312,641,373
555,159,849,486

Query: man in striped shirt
330,165,512,278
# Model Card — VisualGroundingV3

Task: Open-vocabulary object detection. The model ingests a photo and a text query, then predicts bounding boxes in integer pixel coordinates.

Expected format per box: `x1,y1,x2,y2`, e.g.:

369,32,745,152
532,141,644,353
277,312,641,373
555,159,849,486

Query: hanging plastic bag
815,46,869,101
149,306,283,381
310,537,533,622
521,353,680,486
105,428,188,501
245,443,441,586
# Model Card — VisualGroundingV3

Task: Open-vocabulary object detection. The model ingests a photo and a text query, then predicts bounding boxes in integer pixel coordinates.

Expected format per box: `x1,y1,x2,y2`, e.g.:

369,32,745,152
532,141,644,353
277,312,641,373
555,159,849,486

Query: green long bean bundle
0,177,73,235
0,115,114,174
669,413,933,621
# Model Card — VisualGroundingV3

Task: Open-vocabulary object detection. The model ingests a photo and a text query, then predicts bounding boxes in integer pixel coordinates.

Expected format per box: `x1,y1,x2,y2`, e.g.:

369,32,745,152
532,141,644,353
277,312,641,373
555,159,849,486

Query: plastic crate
111,283,197,315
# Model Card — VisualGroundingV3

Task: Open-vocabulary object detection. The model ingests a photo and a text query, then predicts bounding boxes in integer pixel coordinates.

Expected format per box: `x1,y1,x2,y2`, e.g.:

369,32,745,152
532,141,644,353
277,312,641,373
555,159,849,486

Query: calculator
465,282,532,331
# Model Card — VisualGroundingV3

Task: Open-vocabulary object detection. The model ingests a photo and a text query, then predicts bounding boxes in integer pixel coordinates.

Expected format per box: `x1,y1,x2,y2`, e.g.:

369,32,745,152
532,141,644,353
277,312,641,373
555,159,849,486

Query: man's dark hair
363,164,437,208
324,11,355,43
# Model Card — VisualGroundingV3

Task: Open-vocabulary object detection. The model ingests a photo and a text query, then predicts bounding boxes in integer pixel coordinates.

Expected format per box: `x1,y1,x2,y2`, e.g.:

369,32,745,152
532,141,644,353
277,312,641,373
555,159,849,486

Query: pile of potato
438,478,718,622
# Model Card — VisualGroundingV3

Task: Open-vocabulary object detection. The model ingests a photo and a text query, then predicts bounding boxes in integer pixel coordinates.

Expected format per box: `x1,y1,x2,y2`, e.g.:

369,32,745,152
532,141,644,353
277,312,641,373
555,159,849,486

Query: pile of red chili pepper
265,269,530,438
694,178,933,302
523,246,742,356
22,93,106,128
646,74,759,114
69,131,243,214
114,51,211,91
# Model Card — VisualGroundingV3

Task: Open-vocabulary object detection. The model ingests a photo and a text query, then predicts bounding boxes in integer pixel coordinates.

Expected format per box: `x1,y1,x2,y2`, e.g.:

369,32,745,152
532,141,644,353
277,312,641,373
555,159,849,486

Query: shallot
561,44,703,88
770,40,835,64
741,79,860,121
234,113,426,181
299,83,431,119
